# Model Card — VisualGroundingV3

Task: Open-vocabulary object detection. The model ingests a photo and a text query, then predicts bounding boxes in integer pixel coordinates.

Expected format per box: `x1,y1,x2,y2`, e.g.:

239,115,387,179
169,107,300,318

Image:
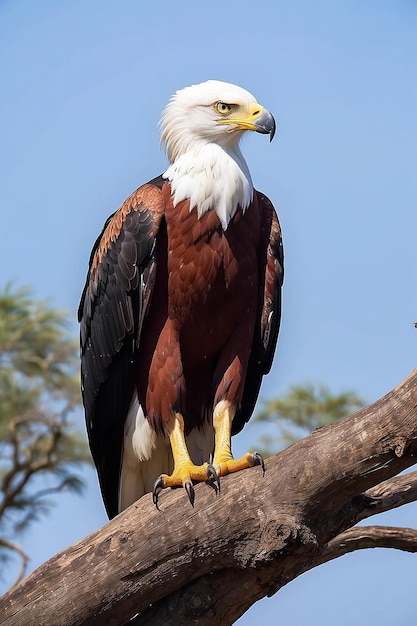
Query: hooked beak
218,102,276,142
253,107,276,142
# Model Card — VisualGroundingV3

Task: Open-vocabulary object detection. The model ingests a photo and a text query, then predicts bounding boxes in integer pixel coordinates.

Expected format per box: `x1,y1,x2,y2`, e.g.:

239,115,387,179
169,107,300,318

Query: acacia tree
0,285,91,589
0,366,416,625
254,382,365,454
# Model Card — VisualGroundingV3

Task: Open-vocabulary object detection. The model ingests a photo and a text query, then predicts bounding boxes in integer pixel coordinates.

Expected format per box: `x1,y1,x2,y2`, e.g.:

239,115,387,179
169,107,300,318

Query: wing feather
78,177,166,517
232,191,284,435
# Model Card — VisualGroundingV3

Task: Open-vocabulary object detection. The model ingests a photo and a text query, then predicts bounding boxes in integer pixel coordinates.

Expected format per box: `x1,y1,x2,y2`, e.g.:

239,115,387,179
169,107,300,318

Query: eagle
79,80,283,518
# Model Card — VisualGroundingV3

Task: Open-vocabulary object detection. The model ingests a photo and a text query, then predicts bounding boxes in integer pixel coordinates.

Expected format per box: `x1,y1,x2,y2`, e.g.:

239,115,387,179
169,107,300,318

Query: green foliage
255,382,365,456
0,284,91,588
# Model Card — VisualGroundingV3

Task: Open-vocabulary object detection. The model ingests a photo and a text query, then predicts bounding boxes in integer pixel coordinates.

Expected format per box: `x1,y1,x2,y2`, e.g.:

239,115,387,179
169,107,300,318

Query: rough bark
1,368,416,626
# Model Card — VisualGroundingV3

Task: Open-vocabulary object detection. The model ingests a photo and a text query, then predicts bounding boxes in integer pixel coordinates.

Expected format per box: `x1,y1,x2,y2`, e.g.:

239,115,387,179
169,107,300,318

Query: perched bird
79,80,283,518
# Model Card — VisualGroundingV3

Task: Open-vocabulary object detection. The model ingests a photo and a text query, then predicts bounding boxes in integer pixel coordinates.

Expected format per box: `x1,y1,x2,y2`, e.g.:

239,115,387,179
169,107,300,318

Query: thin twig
0,539,29,589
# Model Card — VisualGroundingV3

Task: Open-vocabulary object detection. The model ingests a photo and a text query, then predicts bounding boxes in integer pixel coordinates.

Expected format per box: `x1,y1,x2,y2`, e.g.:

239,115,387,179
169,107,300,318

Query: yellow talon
152,413,215,508
213,452,262,477
153,404,264,509
156,462,210,491
212,400,265,477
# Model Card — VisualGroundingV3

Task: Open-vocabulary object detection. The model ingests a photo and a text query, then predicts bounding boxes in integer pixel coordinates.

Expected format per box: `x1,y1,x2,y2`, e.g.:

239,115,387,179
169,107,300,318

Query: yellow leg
212,400,264,478
152,413,217,507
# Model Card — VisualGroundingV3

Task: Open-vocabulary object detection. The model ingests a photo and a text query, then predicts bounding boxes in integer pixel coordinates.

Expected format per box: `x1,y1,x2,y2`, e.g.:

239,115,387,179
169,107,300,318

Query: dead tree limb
1,368,416,626
321,525,417,559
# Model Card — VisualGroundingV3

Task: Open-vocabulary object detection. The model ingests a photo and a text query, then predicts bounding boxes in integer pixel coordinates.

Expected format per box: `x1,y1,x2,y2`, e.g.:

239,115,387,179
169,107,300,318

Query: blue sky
1,0,416,623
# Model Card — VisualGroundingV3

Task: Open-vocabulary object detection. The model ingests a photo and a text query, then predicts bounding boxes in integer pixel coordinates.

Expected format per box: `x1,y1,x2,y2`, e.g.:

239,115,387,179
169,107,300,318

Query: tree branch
0,540,29,589
1,368,416,626
361,471,417,518
323,469,417,539
321,525,417,561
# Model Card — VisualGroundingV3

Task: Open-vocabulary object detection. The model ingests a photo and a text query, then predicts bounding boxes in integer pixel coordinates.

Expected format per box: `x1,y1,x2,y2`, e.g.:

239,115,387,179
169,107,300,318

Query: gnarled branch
1,368,416,626
322,525,417,561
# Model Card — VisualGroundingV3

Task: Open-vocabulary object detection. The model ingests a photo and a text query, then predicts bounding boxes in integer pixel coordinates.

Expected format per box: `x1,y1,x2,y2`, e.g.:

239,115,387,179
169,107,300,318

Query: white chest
163,143,253,230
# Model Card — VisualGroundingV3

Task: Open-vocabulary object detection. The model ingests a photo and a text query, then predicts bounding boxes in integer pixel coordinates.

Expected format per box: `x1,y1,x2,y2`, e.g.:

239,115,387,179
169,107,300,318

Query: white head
161,79,275,163
161,80,275,229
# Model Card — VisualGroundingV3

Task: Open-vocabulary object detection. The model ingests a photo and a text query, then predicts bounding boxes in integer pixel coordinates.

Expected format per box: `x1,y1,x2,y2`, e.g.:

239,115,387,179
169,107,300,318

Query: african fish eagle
79,80,283,518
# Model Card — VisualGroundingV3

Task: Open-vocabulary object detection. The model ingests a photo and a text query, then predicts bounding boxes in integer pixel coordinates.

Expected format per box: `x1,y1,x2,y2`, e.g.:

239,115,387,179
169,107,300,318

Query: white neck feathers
163,141,253,230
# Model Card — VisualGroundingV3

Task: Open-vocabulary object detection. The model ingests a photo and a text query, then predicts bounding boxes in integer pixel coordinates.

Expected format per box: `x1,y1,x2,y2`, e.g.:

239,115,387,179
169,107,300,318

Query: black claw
253,452,265,476
185,482,195,507
152,476,164,510
207,463,220,494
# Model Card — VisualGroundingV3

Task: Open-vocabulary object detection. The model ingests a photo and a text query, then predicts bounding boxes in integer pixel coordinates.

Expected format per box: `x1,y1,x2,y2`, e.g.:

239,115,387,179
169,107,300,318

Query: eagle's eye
215,101,232,115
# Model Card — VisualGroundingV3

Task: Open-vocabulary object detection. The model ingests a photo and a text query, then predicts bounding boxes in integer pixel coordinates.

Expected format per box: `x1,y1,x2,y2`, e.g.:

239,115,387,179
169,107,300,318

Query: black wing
78,176,166,518
232,191,284,435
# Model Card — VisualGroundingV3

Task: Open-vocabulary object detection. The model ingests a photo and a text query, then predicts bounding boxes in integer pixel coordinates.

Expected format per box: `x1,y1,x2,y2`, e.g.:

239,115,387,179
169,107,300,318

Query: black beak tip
269,117,276,142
